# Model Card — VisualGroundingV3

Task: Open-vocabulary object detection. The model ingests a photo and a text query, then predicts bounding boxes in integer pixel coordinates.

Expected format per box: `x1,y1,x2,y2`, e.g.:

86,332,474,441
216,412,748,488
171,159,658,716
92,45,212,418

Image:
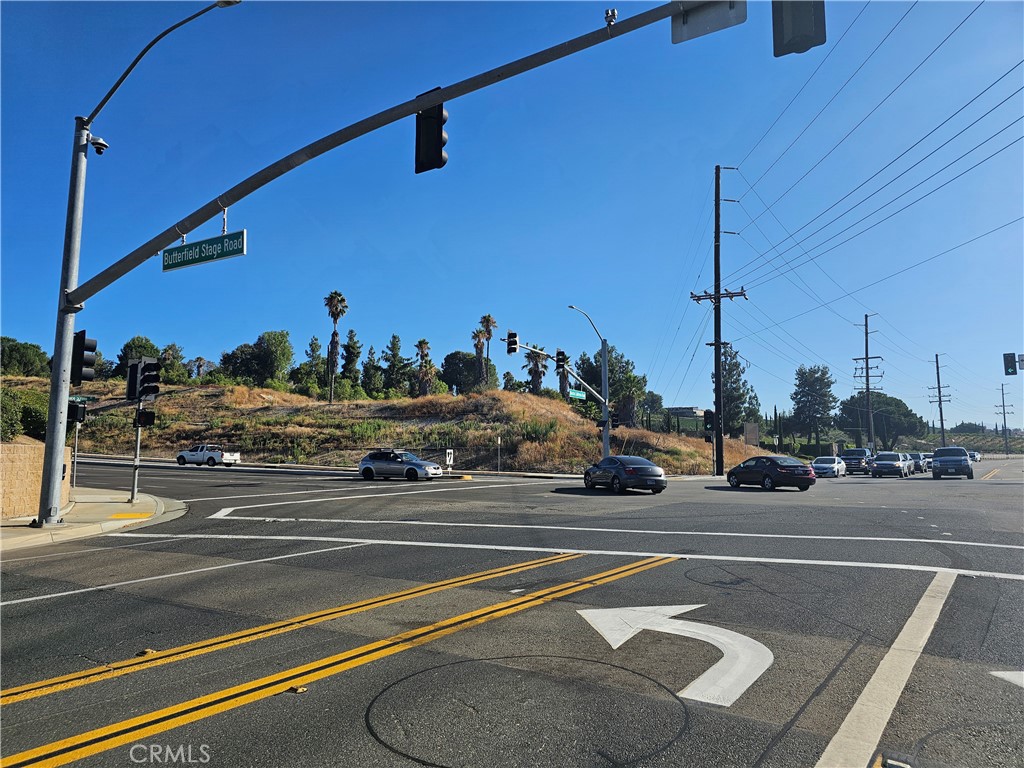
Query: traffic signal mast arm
504,337,608,407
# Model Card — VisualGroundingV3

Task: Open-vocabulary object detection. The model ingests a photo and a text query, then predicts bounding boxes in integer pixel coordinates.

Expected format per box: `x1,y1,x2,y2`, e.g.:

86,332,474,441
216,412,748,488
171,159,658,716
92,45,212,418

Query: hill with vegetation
1,377,765,475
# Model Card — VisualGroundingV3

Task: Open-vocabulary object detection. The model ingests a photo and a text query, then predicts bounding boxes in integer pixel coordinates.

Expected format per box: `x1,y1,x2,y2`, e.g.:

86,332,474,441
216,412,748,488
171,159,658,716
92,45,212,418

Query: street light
37,1,240,526
568,305,610,459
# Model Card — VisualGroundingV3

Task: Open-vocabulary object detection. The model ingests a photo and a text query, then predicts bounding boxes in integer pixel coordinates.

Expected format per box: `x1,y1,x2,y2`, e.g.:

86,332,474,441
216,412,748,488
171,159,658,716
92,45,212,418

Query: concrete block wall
1,442,71,519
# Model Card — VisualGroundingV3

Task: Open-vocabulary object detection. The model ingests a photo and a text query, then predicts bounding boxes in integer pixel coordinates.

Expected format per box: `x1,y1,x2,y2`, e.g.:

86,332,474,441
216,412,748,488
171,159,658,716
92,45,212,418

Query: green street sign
69,395,99,403
568,389,586,400
162,230,246,272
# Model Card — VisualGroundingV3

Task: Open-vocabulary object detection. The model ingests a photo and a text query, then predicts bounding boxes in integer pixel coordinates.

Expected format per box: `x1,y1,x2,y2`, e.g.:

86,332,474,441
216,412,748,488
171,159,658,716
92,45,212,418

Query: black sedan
584,455,667,494
727,456,816,491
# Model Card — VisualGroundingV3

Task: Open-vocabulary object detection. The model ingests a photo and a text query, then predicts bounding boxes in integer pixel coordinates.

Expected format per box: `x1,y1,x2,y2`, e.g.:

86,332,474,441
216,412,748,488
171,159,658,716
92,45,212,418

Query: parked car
584,455,667,494
839,448,874,475
932,447,974,479
810,456,846,477
359,449,442,481
176,444,240,467
871,452,909,478
727,456,816,491
909,452,930,471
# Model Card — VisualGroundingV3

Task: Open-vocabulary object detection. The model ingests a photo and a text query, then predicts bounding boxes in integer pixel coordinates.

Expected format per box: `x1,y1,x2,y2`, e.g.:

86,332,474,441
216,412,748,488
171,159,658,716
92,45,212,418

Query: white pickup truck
176,444,241,467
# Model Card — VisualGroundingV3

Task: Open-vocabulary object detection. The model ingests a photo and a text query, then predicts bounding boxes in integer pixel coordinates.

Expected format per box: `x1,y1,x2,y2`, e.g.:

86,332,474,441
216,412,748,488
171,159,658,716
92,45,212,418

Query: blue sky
2,1,1022,430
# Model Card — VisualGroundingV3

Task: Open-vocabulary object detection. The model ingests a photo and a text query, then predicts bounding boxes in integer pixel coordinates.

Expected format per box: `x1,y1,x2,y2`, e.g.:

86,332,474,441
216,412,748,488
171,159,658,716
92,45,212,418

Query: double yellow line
2,555,674,768
2,552,580,706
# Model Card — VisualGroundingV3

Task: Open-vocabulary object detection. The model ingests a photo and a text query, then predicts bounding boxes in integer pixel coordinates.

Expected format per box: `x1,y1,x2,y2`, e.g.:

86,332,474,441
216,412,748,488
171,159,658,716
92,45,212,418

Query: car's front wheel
361,467,374,481
798,485,810,492
761,475,775,491
176,456,186,466
651,488,664,494
932,472,940,479
728,474,740,488
406,468,419,481
967,470,974,480
584,473,595,489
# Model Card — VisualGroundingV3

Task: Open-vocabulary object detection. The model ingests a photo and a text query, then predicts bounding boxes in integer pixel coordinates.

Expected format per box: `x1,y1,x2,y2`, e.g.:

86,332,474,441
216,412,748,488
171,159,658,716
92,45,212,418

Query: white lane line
208,480,561,518
185,479,556,503
991,671,1024,689
814,571,957,768
0,543,369,607
0,537,183,562
207,513,1024,552
106,533,1024,582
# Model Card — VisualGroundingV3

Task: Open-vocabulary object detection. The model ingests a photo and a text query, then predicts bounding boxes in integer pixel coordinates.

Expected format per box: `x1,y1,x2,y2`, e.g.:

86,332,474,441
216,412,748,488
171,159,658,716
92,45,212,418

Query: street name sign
569,389,586,400
162,230,246,272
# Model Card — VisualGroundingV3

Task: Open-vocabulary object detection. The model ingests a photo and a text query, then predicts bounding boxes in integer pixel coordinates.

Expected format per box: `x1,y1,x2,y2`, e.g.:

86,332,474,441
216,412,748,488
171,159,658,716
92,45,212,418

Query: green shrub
1,388,23,441
264,379,291,393
18,389,49,440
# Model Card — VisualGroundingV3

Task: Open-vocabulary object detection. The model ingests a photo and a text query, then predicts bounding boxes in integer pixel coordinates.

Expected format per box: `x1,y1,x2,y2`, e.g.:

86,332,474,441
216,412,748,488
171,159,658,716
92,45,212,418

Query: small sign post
445,448,454,475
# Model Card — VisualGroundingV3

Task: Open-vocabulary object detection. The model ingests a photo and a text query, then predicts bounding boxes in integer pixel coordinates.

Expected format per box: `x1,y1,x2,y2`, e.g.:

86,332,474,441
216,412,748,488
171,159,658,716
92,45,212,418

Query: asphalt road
2,459,1022,768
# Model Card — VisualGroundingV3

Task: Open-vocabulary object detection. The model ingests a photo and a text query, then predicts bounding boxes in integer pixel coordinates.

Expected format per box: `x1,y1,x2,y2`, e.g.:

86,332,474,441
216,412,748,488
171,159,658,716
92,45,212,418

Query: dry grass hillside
2,378,765,474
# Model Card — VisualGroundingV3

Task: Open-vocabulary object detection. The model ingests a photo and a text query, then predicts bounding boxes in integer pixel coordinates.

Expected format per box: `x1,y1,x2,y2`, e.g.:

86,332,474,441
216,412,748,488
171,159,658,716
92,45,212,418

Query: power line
745,133,1023,290
747,1,985,217
743,1,918,194
729,90,1024,286
738,0,871,168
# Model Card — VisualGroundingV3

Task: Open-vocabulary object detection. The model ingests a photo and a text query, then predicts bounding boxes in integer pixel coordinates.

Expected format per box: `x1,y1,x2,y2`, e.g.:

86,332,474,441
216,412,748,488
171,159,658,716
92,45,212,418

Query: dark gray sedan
584,455,667,494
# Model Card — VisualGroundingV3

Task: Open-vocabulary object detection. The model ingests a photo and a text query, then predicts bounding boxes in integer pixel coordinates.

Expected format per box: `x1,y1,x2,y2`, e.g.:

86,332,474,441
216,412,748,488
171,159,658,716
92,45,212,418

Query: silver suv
359,449,442,481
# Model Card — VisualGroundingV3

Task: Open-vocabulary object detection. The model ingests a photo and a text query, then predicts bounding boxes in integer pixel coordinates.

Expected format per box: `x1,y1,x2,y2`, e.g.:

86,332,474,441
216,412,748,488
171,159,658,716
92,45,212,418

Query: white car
810,456,847,477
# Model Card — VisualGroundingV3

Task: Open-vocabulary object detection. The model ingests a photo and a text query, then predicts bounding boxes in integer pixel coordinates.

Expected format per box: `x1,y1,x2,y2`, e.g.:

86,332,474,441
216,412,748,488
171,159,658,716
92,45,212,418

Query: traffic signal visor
506,332,519,355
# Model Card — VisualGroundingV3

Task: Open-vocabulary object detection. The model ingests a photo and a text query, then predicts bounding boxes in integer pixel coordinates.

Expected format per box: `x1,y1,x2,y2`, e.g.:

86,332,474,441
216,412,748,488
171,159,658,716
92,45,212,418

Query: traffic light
1004,353,1018,376
70,330,97,386
772,0,826,57
135,410,156,428
555,350,567,372
507,332,519,355
67,401,86,423
704,409,715,432
415,94,448,174
126,362,140,400
139,358,161,401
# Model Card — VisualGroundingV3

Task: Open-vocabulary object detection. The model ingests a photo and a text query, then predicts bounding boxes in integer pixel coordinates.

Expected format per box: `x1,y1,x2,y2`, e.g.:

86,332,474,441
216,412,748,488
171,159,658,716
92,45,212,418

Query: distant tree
360,346,385,398
114,336,161,378
161,343,190,385
522,347,548,395
290,336,325,398
381,334,412,396
836,392,927,451
712,345,760,437
1,389,23,441
220,343,260,384
341,329,362,386
1,337,49,377
93,350,115,380
440,351,497,395
790,365,837,444
254,331,293,385
480,314,498,373
503,371,529,393
950,421,985,434
188,356,211,379
575,345,650,426
324,290,348,403
415,338,433,397
471,328,487,385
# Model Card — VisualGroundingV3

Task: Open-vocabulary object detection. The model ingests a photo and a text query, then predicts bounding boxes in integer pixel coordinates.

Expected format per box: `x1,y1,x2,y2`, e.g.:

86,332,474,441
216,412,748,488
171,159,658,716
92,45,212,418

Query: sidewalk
0,487,187,554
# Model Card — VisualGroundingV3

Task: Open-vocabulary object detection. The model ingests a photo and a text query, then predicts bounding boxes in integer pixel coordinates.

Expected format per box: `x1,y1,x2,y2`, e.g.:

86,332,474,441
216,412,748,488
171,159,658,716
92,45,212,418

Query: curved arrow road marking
577,604,773,707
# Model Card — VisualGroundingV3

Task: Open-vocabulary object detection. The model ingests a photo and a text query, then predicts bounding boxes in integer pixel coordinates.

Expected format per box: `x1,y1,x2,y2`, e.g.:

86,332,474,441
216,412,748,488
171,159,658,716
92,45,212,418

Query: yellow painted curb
459,475,473,481
108,513,153,520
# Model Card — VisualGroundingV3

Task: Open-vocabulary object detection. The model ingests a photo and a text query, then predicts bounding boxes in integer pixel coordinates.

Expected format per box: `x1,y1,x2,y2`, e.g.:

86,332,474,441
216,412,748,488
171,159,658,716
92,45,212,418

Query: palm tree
471,328,487,386
415,338,432,397
522,347,548,395
324,290,348,403
479,314,498,371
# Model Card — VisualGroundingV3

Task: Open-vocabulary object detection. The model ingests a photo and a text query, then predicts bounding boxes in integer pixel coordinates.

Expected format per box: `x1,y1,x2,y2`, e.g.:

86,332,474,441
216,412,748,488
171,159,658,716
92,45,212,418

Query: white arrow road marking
991,671,1024,688
577,605,773,707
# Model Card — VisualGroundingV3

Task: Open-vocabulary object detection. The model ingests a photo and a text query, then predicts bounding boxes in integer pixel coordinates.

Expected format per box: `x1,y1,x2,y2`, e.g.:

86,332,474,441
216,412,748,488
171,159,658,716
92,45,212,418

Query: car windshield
619,457,655,467
396,452,420,462
934,448,968,457
876,453,899,461
812,458,835,464
774,457,804,466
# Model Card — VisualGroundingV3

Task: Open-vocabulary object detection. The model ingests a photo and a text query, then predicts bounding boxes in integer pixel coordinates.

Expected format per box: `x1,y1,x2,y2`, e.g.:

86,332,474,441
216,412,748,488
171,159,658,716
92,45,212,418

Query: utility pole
929,353,950,447
690,164,745,475
997,383,1014,457
852,314,882,451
